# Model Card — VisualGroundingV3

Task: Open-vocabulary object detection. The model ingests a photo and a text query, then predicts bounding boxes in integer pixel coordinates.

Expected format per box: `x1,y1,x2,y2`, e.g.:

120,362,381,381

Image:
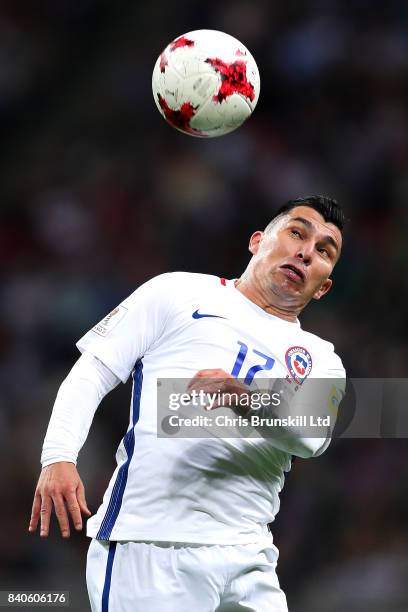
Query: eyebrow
290,216,340,252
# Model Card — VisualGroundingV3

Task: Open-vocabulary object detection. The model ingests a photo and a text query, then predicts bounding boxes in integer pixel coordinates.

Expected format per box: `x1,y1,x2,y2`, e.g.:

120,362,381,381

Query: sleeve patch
92,305,128,337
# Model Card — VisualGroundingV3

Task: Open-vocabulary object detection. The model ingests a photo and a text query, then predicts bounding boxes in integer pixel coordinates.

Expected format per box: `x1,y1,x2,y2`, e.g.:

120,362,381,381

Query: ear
248,231,263,256
313,278,333,300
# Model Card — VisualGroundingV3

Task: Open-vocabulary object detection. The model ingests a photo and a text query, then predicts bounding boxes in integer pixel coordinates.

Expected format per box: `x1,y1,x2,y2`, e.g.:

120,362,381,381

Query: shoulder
121,271,223,309
132,271,223,292
160,271,223,286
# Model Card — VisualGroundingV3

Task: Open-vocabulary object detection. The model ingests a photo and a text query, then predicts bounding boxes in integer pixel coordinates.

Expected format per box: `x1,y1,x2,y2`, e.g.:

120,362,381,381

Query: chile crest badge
285,346,312,385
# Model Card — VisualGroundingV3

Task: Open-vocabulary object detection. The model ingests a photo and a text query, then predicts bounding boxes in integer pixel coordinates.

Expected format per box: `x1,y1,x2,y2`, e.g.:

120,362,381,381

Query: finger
39,495,52,538
188,370,218,386
194,369,224,378
29,492,41,532
186,378,201,393
76,481,92,517
205,399,222,411
52,493,71,538
65,490,83,531
191,370,211,378
187,375,223,392
186,372,206,389
205,369,230,378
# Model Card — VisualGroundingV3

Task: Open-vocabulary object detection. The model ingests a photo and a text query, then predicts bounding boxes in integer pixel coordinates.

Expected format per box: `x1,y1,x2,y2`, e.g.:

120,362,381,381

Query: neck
234,278,301,323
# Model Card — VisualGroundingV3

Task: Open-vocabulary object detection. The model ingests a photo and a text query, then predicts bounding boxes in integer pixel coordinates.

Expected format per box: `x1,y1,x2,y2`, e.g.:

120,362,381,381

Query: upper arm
76,273,176,383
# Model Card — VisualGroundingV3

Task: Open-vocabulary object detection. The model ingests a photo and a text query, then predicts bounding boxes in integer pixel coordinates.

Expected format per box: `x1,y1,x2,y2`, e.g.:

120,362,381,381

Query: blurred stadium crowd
0,1,407,610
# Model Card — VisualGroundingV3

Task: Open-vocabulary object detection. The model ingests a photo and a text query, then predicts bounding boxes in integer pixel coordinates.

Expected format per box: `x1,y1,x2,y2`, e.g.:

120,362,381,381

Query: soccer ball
152,29,260,138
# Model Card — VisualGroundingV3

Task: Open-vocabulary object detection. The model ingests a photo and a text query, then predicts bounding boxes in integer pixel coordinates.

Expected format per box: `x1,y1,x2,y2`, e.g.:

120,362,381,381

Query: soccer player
29,196,345,612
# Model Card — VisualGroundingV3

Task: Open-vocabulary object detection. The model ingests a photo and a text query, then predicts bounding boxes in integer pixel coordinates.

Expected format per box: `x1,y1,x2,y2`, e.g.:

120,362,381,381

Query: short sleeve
310,349,346,457
76,273,175,383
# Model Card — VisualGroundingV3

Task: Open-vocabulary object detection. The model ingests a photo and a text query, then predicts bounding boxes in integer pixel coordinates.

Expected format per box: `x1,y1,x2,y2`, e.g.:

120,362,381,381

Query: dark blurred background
0,1,407,610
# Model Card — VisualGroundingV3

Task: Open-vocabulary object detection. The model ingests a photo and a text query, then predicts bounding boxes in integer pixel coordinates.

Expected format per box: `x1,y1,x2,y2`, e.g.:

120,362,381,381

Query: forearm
236,401,328,458
233,380,341,458
41,352,120,466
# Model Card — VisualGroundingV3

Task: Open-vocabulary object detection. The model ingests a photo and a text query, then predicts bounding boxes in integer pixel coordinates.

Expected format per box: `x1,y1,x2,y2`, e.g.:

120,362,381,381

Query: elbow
291,437,328,459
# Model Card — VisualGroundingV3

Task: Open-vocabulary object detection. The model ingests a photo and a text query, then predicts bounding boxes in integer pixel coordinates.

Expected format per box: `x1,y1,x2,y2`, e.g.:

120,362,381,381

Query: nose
296,241,313,265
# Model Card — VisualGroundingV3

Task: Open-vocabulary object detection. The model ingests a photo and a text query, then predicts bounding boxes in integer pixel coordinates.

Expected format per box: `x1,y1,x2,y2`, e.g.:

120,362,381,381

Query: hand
29,462,92,538
187,368,250,410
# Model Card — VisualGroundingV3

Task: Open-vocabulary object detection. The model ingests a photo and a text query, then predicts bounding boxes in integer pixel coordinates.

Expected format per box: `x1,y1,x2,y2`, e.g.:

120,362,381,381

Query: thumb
77,481,92,516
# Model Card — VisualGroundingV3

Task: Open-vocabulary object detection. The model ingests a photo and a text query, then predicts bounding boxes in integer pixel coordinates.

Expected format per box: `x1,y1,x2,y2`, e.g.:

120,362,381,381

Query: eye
291,229,302,238
318,247,329,258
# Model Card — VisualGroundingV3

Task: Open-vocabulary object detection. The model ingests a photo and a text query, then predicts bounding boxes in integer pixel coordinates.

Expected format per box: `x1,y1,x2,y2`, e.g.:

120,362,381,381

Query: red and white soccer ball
152,29,260,138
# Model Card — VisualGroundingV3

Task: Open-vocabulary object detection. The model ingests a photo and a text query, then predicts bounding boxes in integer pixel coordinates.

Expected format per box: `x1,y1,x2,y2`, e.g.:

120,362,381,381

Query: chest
146,289,317,384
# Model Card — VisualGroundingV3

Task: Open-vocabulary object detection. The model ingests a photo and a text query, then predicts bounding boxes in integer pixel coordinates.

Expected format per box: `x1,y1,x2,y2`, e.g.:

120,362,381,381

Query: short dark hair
265,195,345,233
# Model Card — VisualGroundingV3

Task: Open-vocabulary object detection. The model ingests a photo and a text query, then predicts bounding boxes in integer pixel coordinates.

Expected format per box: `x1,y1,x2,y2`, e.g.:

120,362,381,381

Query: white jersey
77,272,345,544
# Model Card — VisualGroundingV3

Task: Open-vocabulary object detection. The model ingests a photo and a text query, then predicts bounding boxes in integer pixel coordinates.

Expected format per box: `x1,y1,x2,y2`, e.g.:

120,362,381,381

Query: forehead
282,205,342,248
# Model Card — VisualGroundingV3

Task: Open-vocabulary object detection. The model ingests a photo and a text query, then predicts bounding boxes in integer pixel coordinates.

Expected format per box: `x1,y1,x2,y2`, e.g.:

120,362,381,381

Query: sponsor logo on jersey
93,305,128,337
285,346,312,384
192,309,226,320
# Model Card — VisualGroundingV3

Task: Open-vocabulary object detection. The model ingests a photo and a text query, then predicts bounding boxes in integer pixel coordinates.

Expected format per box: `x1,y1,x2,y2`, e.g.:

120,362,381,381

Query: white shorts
86,539,288,612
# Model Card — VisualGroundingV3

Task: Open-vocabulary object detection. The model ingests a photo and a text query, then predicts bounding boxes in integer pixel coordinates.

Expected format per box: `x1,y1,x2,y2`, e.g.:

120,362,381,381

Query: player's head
243,195,344,315
265,195,345,235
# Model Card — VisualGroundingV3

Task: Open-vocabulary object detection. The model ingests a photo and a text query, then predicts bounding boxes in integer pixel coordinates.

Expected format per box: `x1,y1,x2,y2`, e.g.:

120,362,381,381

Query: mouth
280,264,305,283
